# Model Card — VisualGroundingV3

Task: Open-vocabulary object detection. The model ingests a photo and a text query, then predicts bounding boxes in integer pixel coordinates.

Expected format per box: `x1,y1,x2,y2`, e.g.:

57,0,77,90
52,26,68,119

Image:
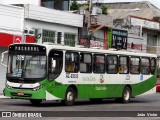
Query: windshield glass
7,54,46,79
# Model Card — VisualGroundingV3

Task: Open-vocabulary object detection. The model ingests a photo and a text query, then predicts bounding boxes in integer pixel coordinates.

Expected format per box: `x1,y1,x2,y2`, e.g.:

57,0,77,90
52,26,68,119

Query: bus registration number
66,73,78,78
17,92,24,96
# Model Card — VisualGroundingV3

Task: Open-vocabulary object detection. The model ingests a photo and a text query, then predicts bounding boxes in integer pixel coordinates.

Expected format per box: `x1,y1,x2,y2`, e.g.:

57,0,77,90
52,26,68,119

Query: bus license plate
17,92,24,96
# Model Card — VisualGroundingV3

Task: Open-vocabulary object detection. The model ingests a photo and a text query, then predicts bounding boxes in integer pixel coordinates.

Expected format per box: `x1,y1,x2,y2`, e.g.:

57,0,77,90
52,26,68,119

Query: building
0,0,71,11
105,1,160,54
41,0,70,10
78,11,113,49
0,0,40,5
78,5,114,49
24,4,83,46
0,3,83,93
0,4,83,46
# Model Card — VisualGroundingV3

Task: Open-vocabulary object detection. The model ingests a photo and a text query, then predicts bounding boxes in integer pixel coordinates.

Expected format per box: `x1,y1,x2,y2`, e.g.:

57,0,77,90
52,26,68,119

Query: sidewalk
0,95,10,98
0,47,8,96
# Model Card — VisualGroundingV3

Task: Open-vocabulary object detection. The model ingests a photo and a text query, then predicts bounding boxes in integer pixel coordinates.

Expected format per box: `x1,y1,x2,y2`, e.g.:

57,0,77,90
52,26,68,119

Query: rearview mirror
1,51,8,67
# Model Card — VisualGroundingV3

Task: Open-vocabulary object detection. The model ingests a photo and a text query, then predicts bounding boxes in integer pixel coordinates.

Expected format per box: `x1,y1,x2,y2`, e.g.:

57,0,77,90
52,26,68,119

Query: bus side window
130,57,140,74
93,54,105,73
80,53,92,73
119,56,129,74
65,52,79,73
140,58,150,74
80,63,87,72
106,55,118,74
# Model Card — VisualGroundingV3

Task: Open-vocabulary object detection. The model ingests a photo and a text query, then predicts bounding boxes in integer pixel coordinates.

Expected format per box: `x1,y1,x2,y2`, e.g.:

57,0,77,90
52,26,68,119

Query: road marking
0,95,10,98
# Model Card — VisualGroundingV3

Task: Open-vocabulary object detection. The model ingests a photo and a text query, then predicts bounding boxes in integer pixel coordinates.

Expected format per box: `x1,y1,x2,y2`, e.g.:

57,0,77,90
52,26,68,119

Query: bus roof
10,43,157,58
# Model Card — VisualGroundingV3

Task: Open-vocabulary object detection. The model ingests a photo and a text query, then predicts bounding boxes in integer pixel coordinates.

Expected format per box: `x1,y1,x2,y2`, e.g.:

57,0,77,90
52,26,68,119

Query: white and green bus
3,43,157,106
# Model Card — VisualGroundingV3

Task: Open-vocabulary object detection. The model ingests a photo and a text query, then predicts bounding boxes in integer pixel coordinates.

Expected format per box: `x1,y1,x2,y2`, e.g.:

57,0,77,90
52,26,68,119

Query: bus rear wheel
115,87,131,103
121,87,131,103
63,87,76,106
29,99,42,105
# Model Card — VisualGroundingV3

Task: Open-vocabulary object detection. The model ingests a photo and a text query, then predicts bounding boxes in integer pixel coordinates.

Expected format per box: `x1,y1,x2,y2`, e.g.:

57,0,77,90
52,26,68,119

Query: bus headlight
6,84,13,89
33,84,45,91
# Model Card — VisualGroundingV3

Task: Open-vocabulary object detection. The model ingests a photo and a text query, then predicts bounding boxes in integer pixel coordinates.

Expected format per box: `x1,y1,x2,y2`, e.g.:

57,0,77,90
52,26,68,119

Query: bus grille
11,87,33,90
11,92,32,97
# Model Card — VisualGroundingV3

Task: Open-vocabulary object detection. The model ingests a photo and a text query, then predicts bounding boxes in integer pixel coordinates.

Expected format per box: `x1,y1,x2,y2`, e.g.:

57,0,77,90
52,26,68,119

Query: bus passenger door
48,50,63,81
46,50,63,99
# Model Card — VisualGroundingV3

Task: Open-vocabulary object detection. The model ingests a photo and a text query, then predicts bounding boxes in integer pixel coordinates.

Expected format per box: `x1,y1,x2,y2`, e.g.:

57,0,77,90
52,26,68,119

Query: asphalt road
0,93,160,120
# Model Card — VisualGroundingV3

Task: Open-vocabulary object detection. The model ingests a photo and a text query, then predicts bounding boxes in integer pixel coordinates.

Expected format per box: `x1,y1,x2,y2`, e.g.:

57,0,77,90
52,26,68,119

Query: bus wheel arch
125,85,132,95
67,85,78,98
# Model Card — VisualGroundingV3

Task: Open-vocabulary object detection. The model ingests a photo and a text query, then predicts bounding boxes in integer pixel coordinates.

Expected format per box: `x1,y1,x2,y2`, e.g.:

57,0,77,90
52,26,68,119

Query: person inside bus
119,65,128,73
118,66,123,73
123,65,128,73
66,62,74,72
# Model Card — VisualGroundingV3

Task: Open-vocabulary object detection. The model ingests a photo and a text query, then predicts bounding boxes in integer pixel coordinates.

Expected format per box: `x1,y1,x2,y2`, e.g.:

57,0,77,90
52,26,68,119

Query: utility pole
88,0,92,33
22,4,27,43
68,0,71,11
87,0,92,48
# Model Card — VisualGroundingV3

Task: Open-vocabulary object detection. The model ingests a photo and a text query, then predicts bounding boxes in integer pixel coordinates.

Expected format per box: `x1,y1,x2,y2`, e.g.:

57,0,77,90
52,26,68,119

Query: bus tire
64,87,76,106
121,87,131,103
29,99,42,105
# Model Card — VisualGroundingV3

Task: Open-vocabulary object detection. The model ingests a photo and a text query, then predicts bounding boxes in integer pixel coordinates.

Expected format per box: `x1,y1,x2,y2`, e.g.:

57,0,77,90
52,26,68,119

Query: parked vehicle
156,79,160,93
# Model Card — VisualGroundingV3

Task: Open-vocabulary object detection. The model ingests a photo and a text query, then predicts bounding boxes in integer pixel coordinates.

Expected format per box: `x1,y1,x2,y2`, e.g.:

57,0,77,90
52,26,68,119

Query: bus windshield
7,54,46,79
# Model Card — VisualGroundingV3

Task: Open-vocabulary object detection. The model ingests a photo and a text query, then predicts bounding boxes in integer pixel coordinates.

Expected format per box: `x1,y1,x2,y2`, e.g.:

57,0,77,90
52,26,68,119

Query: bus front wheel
63,87,76,106
29,99,42,105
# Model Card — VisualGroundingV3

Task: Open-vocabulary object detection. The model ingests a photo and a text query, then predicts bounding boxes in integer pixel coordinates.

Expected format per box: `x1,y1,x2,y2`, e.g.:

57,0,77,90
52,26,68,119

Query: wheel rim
67,92,73,101
124,90,130,101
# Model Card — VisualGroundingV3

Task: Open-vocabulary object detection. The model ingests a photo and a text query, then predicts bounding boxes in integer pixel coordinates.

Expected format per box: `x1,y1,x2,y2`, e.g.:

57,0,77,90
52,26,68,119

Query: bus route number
16,55,24,60
66,73,78,78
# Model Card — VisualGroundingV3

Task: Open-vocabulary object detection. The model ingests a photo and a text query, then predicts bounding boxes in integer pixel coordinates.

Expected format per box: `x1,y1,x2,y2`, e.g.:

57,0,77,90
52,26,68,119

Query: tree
102,5,108,15
70,2,80,10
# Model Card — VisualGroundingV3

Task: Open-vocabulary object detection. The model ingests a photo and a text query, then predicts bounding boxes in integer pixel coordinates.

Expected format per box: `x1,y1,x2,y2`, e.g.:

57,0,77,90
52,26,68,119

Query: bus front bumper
4,87,46,100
